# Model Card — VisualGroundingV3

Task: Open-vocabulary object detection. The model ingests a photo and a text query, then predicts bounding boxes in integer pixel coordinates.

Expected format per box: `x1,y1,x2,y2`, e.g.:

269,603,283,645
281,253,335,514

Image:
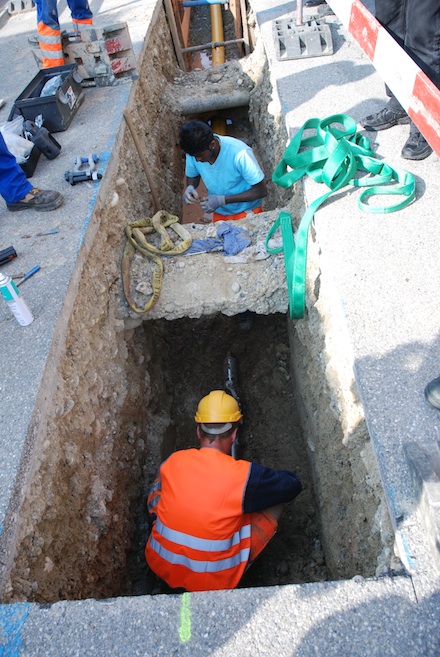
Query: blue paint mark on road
0,603,30,657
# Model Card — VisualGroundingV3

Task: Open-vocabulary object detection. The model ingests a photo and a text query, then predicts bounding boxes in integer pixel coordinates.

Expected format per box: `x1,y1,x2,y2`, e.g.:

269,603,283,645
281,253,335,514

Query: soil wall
288,226,395,579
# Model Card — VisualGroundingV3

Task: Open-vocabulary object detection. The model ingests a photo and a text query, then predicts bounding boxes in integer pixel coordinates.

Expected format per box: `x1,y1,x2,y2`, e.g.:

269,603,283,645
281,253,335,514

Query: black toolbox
10,64,84,133
20,144,41,178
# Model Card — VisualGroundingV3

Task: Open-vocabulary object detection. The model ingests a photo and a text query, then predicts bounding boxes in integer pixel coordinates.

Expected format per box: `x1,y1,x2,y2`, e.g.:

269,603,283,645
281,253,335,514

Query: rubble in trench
125,210,290,322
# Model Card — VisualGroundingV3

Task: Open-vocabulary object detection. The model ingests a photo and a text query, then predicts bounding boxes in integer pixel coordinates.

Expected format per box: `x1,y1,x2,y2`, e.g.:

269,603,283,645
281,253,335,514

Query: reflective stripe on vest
147,495,160,513
149,480,161,493
149,536,250,573
155,517,251,552
146,448,252,590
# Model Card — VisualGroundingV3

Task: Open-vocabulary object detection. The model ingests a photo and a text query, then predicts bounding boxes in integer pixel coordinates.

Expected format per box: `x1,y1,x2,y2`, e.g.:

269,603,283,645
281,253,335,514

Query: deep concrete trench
1,2,398,604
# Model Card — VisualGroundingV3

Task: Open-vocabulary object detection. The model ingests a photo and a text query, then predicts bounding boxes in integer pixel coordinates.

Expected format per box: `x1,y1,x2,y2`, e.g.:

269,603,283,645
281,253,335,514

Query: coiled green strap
267,114,416,319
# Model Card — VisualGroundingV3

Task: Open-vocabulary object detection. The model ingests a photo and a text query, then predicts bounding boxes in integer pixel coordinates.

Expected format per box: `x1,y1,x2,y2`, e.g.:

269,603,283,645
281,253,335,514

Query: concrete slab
3,576,440,656
1,0,440,653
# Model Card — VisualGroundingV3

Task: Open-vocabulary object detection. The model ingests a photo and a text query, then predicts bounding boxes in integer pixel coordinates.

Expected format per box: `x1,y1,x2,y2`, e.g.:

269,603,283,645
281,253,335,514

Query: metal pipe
296,0,304,26
181,37,244,53
210,3,225,67
182,0,225,5
179,90,250,114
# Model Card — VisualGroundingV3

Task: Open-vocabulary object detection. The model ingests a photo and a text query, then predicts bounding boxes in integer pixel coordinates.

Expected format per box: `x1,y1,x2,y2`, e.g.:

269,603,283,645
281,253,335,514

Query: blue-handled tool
16,265,41,287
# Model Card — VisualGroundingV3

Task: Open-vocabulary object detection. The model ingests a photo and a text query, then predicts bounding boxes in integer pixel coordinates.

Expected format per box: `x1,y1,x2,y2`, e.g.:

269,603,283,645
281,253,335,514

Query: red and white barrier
327,0,440,156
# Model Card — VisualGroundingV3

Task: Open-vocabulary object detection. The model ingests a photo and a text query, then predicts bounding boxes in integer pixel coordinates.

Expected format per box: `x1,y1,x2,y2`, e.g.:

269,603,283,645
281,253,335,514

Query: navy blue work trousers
375,0,440,87
0,133,32,205
35,0,92,31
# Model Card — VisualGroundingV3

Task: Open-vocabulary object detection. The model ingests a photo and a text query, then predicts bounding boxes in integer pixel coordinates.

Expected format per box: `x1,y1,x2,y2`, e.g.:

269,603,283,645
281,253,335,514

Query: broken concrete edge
314,238,435,580
0,5,9,29
404,441,440,573
0,573,418,655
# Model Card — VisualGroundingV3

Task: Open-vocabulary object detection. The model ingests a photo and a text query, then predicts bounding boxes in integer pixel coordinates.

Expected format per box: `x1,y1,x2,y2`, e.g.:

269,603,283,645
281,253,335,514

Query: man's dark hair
179,120,214,156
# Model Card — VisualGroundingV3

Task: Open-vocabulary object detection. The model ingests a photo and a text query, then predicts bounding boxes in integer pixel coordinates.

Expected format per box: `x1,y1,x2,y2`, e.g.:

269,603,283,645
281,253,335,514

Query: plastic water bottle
0,272,34,326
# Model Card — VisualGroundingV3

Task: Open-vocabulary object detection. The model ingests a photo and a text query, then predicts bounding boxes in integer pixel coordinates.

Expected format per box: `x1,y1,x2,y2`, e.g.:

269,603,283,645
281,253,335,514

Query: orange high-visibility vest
145,447,252,592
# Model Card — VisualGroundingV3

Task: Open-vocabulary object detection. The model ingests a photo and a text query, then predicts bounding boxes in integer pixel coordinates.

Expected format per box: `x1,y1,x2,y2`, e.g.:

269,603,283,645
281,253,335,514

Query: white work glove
200,194,226,213
182,185,199,204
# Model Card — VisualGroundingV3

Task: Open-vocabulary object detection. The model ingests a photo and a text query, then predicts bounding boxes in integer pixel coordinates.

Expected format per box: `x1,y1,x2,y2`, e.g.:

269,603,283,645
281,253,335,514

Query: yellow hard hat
194,390,242,423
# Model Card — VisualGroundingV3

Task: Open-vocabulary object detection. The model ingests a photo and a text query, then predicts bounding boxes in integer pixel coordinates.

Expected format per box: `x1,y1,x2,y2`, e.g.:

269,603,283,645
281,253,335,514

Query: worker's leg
404,0,440,87
0,134,63,211
0,133,32,205
35,0,65,68
376,0,439,86
374,0,404,45
66,0,93,33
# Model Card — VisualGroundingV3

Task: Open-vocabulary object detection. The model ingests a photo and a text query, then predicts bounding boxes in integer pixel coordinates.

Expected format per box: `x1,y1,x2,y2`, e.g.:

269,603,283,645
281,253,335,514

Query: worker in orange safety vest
35,0,93,68
145,390,302,592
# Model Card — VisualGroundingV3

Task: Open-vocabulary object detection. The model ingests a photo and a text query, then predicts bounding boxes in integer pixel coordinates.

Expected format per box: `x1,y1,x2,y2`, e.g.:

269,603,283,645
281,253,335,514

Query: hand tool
65,153,102,185
0,246,17,267
16,266,41,287
223,352,242,459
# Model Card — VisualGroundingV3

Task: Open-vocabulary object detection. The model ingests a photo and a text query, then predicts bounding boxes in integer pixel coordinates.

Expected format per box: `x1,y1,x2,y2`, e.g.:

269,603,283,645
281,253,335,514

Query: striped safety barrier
327,0,440,156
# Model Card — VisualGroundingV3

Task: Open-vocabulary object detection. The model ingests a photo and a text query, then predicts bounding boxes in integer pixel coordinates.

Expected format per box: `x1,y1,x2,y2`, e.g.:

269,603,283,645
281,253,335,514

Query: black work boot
424,376,440,410
360,98,410,131
7,187,64,212
401,122,433,161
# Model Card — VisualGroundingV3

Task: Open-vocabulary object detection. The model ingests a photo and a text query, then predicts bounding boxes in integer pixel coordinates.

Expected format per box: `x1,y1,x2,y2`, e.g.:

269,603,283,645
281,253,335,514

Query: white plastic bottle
0,272,34,326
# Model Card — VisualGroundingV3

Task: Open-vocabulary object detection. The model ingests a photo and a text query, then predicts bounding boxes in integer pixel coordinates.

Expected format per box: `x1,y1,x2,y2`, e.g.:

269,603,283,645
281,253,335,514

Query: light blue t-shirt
185,135,264,216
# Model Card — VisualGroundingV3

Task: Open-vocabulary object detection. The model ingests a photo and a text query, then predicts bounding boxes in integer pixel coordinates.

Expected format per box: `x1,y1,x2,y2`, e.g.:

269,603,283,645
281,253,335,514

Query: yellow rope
122,211,192,314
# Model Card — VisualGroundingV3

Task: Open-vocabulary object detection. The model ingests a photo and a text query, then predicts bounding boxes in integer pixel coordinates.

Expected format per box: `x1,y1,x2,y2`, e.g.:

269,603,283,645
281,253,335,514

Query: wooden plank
163,0,186,70
180,7,191,48
239,0,250,55
228,0,244,56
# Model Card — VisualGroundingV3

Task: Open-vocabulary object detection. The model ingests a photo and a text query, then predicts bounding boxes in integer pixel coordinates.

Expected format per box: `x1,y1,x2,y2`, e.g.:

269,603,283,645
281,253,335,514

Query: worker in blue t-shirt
179,120,267,223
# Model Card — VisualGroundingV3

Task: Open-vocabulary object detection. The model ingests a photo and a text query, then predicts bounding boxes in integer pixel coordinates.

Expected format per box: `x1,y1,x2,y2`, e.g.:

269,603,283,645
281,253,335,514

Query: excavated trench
1,2,397,604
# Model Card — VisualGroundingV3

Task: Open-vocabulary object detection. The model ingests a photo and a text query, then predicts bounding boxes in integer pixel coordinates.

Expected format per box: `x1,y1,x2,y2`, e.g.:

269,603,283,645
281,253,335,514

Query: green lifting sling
267,114,416,319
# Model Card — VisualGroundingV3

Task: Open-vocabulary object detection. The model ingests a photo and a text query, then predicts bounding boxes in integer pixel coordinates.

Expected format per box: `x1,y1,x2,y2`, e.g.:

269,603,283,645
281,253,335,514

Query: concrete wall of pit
0,4,395,603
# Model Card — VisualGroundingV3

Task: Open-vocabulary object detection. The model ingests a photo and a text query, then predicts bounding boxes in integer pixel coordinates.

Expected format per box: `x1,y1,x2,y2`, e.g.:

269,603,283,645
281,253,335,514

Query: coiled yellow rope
122,210,192,314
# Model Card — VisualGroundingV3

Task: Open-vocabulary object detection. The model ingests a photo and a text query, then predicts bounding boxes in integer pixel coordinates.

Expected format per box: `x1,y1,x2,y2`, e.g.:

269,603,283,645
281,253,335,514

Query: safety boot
7,188,64,212
401,123,432,160
361,99,410,131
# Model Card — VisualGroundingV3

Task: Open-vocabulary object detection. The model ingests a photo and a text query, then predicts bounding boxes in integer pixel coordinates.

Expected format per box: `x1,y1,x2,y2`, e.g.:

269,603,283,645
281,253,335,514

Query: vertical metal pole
296,0,303,26
210,3,225,66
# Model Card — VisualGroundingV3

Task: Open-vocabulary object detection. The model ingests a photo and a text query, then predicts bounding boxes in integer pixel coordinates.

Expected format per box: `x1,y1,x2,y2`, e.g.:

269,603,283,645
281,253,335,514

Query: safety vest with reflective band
145,447,252,591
